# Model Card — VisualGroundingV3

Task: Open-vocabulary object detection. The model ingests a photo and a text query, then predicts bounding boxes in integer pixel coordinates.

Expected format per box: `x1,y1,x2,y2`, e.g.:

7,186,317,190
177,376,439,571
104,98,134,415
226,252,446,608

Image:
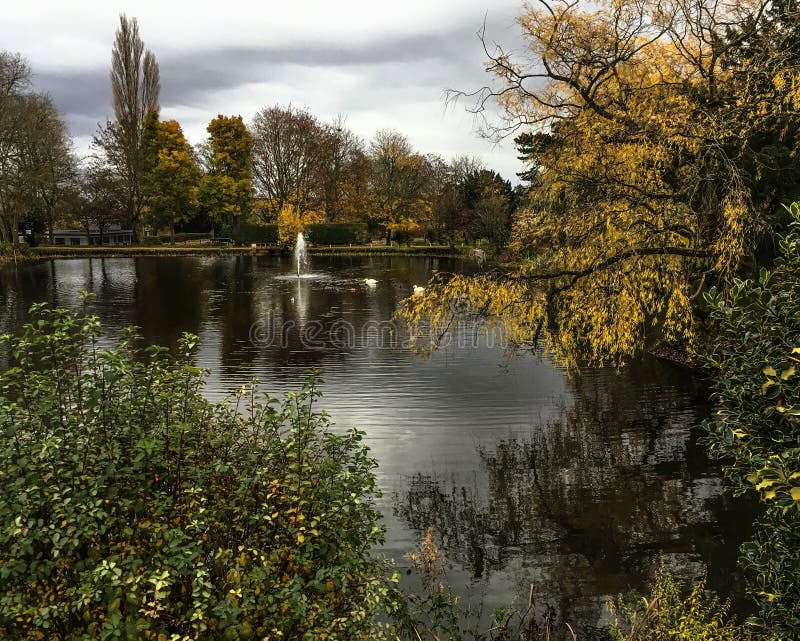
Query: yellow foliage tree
277,204,323,248
399,0,800,368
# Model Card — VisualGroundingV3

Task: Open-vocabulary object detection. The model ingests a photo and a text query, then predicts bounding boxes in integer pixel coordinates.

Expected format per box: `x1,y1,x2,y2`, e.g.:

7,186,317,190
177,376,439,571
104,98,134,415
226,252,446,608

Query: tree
0,52,30,245
462,169,515,248
702,203,800,637
0,52,74,246
336,146,371,224
93,14,160,241
70,162,126,244
197,114,254,236
23,96,75,243
318,117,367,222
513,132,545,187
423,155,486,247
368,130,431,244
251,105,326,223
142,116,199,242
277,203,323,248
403,0,800,367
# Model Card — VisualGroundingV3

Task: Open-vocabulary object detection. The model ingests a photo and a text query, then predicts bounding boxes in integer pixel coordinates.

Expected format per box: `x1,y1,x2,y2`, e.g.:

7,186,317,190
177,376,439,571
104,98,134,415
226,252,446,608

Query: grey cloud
33,17,503,127
25,6,522,180
159,24,489,100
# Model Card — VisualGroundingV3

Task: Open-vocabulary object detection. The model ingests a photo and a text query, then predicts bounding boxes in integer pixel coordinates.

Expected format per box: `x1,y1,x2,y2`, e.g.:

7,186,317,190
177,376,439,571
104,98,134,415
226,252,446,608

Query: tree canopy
93,14,160,240
196,114,254,236
142,116,199,240
401,0,800,367
0,52,74,246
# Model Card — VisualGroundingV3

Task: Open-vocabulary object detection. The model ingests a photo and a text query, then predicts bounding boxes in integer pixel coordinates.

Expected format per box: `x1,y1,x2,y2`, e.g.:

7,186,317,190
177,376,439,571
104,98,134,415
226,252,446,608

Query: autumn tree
319,117,368,222
142,116,199,242
401,0,800,367
368,130,431,244
423,156,515,248
422,154,458,244
335,146,371,223
197,114,253,235
92,14,160,241
251,105,326,223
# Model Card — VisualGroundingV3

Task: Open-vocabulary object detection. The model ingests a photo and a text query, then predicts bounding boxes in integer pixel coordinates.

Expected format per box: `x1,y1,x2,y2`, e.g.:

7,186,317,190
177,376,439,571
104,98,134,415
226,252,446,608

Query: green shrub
608,565,772,641
702,202,800,638
303,224,368,246
233,222,279,245
0,242,31,257
232,223,368,246
0,301,398,640
140,236,162,246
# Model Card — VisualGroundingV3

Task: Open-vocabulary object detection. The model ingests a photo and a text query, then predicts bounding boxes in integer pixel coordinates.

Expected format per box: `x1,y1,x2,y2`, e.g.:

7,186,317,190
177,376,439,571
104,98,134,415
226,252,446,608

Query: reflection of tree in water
394,359,753,627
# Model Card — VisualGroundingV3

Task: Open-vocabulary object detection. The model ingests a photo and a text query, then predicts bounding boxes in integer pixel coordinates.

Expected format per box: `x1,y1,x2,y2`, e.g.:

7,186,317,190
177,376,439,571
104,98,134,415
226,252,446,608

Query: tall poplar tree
93,14,160,241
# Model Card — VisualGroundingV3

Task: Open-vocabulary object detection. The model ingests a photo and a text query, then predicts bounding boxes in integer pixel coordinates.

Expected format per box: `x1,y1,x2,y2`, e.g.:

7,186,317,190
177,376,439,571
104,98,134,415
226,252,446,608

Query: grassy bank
13,244,463,261
308,244,462,257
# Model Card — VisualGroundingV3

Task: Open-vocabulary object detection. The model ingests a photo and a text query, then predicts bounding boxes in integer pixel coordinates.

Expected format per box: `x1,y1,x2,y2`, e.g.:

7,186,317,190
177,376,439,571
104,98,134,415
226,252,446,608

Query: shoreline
3,244,465,262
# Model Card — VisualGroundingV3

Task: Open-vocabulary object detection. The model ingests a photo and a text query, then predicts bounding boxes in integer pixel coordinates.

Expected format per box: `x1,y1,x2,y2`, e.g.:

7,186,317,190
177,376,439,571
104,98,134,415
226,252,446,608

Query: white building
52,223,133,247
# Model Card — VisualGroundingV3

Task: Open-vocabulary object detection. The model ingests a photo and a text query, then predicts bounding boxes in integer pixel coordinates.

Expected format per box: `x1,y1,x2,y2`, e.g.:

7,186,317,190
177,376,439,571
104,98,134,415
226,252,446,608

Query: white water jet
294,232,308,277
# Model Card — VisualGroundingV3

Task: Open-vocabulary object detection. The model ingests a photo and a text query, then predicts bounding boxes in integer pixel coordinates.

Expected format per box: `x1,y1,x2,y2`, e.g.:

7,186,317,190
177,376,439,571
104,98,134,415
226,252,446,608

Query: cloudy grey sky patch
2,1,526,180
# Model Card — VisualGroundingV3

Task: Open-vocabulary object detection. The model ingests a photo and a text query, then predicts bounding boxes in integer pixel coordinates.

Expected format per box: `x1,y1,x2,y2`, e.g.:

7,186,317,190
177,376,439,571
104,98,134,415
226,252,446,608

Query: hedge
233,223,368,246
304,223,369,245
233,222,279,245
159,232,211,244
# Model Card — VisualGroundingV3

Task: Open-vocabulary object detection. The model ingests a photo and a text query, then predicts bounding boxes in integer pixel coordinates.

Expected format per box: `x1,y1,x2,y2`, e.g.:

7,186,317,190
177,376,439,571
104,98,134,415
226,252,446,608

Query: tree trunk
133,221,143,245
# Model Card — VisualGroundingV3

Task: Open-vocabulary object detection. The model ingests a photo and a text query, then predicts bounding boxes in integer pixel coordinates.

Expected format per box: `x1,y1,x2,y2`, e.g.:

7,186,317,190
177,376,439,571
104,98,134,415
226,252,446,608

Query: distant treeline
0,15,523,249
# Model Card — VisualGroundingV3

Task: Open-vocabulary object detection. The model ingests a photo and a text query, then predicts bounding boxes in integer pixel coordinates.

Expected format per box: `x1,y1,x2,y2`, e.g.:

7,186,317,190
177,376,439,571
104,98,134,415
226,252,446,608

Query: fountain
274,232,329,281
294,232,308,277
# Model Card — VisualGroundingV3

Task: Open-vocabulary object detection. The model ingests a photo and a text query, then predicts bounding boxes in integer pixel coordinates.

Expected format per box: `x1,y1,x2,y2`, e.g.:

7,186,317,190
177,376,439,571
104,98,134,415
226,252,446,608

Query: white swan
364,278,378,287
412,285,425,296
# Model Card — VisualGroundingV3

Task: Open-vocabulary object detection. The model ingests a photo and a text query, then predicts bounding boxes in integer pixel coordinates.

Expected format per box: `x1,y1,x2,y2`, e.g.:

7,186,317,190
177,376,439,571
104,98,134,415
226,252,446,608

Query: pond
0,254,754,634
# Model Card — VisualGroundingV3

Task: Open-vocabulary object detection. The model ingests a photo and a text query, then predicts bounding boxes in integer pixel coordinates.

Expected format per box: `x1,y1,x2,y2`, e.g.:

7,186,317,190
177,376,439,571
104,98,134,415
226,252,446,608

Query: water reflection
0,255,754,632
394,360,756,629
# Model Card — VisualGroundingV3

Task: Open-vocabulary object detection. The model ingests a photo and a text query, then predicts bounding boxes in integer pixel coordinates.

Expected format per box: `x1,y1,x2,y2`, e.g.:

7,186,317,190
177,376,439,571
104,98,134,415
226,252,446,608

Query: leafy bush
233,222,279,245
304,223,368,246
0,301,398,640
608,565,770,641
0,241,32,257
233,222,368,247
702,202,800,637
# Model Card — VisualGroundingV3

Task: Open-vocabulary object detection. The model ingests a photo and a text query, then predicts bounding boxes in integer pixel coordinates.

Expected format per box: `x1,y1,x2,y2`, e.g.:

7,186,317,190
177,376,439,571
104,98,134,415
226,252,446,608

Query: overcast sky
1,1,527,182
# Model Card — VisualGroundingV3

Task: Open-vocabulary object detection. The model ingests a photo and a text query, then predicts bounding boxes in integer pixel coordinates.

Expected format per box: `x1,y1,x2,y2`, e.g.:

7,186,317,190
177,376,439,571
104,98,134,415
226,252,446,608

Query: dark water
0,255,754,633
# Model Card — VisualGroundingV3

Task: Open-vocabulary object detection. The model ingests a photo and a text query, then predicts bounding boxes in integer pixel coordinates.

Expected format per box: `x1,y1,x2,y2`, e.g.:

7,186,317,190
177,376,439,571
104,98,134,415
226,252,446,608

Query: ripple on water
0,254,754,631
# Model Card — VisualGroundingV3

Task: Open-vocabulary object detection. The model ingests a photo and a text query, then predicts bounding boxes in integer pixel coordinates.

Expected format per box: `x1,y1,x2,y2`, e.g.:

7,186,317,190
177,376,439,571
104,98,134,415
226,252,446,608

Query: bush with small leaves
0,300,399,640
702,202,800,638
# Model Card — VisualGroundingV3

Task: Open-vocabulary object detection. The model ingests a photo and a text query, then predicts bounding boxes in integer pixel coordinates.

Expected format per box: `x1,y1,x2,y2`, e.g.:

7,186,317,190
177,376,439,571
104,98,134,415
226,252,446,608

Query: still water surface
0,255,753,633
